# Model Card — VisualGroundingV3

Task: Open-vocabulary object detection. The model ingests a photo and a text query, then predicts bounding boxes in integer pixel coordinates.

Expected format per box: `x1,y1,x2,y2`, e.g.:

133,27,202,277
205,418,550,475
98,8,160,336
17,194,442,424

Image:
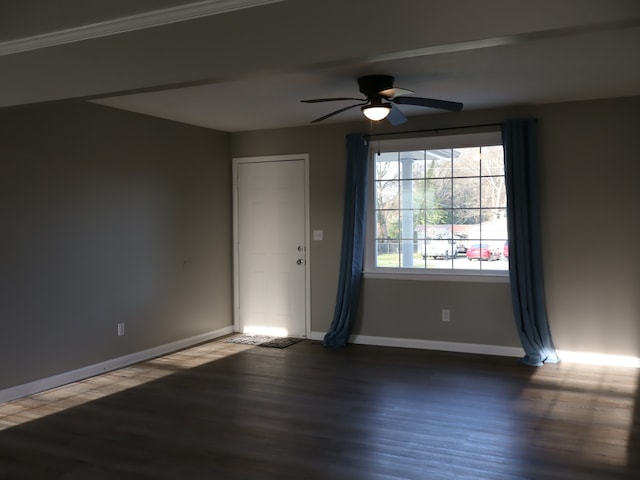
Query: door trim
232,153,310,337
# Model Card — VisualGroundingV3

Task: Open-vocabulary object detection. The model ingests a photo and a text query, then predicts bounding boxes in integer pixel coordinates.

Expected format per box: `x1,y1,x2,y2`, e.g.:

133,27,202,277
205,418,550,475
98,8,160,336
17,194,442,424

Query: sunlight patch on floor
519,361,638,467
557,350,640,368
0,339,248,431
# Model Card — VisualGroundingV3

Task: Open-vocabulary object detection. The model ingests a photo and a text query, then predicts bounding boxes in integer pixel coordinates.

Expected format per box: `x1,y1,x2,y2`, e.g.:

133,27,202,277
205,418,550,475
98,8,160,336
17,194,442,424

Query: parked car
503,240,509,259
422,239,457,260
466,243,502,261
454,234,468,254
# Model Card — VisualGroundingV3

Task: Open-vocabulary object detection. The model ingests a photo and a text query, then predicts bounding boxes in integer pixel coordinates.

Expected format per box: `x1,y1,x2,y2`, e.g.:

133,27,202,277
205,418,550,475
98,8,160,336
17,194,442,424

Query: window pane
376,210,399,240
399,151,424,179
376,241,400,267
481,177,507,208
415,240,428,268
425,149,452,178
425,216,452,239
479,210,508,248
480,146,504,176
453,147,480,177
481,208,507,227
412,154,426,177
425,178,451,209
400,179,426,209
414,210,427,233
375,152,399,180
398,240,420,268
453,208,481,226
398,210,417,241
376,180,399,210
427,224,444,244
453,177,480,208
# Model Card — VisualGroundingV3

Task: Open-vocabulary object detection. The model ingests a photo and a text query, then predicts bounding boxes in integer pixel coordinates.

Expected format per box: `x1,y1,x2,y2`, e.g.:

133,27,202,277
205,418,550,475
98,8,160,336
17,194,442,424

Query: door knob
296,259,305,265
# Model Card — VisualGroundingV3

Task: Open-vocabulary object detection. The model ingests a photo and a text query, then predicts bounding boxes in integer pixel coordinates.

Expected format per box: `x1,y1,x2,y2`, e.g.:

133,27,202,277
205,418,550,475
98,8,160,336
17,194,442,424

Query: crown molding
0,0,284,57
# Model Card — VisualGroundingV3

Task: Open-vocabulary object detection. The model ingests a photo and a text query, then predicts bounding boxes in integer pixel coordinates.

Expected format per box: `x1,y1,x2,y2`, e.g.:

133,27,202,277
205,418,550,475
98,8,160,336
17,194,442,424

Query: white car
423,239,457,260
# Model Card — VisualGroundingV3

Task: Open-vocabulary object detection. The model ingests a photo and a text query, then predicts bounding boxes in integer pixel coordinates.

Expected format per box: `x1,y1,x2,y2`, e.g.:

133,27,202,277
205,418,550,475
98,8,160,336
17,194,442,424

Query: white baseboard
309,331,523,358
310,332,640,367
0,326,234,404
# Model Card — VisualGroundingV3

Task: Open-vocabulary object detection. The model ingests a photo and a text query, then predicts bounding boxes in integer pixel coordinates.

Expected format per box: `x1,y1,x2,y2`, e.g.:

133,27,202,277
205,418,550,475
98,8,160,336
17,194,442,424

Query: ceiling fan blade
386,104,408,126
378,87,414,99
310,103,366,123
301,97,365,103
393,96,463,112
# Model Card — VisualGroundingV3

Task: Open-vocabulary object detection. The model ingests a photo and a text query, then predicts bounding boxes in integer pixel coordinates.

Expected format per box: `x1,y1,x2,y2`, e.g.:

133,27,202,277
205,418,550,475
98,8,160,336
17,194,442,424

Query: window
367,131,508,278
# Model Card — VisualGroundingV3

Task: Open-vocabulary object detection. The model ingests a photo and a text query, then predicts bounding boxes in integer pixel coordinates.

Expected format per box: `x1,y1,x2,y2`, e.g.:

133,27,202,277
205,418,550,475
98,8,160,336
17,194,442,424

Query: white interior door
234,155,308,338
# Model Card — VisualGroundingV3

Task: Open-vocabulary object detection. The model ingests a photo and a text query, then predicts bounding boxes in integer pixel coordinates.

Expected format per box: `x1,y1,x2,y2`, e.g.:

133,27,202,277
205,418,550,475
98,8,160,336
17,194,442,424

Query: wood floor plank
0,339,639,479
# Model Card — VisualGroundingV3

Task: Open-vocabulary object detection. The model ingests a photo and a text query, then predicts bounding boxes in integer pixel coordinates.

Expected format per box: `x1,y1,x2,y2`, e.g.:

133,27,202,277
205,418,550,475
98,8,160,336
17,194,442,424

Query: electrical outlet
442,309,450,322
117,323,125,336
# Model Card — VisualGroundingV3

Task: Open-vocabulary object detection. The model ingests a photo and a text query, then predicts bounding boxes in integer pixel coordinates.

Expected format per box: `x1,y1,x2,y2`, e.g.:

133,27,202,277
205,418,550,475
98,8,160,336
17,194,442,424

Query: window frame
364,131,510,283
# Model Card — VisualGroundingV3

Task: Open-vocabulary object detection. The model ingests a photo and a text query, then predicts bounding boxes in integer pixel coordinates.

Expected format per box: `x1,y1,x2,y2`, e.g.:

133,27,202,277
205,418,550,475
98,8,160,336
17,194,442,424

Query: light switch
313,230,323,241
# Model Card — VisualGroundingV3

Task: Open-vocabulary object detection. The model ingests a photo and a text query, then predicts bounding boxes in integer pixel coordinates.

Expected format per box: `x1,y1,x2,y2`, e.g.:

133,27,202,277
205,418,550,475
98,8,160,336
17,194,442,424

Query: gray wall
0,102,232,390
233,96,640,357
540,98,640,355
2,94,639,392
232,118,518,348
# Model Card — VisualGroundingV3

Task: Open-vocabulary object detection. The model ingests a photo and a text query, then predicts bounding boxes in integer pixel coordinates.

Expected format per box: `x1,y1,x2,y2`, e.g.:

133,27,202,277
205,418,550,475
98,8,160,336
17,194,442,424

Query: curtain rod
364,122,503,139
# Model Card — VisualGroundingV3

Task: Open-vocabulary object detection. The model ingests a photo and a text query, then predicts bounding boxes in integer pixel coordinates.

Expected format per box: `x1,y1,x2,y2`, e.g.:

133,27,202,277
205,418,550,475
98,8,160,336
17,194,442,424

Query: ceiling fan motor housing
358,75,395,98
302,73,462,124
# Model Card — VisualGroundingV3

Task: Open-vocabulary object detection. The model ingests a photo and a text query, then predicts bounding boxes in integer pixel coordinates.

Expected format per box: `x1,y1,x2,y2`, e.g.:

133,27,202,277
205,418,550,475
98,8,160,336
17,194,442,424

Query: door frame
232,153,311,337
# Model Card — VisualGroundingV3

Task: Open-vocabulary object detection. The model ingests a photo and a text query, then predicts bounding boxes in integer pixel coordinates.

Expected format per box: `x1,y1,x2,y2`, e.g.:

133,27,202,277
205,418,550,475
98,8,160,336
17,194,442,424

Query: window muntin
369,134,508,275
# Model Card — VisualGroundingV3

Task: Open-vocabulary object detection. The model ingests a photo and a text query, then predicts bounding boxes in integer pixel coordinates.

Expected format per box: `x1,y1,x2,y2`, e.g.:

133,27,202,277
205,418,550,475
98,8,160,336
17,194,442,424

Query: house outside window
366,131,508,280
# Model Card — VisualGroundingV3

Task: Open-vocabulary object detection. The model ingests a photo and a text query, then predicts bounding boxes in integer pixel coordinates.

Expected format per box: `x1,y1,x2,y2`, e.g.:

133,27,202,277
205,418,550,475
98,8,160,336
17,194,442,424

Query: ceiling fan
301,74,463,125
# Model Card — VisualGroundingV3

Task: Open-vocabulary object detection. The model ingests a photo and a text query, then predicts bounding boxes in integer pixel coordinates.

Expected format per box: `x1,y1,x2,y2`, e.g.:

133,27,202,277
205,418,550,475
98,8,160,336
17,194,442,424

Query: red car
466,243,501,261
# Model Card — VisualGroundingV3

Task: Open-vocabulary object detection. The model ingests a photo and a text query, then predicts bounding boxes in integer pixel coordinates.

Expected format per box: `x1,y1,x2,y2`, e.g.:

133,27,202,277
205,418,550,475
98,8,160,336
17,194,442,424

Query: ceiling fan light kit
301,74,463,125
362,104,391,121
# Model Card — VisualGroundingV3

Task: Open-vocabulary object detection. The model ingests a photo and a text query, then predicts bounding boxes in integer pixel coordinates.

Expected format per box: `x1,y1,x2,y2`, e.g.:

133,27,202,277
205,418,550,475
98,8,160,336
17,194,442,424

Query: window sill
363,269,510,283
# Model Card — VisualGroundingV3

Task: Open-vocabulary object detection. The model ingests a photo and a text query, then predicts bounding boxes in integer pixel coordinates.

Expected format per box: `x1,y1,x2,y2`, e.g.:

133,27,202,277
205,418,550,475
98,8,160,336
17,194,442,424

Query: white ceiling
1,0,639,132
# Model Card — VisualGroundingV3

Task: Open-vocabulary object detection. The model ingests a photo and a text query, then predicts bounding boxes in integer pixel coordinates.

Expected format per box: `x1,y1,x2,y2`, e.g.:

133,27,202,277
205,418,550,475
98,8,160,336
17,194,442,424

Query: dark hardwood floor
0,337,639,479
